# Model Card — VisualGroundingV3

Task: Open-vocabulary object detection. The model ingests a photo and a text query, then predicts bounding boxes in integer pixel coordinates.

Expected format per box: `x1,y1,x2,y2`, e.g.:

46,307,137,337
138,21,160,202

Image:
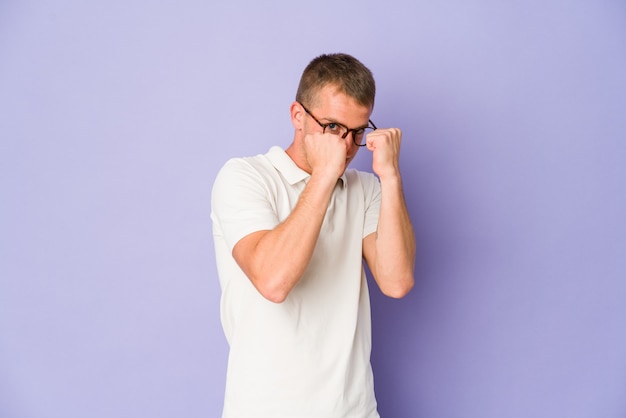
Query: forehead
312,85,372,126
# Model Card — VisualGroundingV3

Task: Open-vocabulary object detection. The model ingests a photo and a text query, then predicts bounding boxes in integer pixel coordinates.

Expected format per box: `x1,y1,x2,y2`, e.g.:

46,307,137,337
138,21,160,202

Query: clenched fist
365,128,402,179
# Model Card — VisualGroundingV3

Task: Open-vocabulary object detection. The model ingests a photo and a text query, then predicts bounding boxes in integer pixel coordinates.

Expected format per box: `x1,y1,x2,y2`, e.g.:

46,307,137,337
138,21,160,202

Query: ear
290,101,305,130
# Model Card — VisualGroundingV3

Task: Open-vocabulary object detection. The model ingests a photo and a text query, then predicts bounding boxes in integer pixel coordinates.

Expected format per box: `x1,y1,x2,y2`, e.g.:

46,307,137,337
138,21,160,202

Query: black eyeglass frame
297,101,377,147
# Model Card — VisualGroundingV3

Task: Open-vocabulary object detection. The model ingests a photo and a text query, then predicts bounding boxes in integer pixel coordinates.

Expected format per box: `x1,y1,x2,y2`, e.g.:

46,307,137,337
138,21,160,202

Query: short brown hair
295,53,376,109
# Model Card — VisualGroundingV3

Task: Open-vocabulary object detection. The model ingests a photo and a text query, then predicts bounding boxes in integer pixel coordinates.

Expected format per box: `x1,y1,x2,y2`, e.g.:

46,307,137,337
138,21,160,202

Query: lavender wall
1,1,625,417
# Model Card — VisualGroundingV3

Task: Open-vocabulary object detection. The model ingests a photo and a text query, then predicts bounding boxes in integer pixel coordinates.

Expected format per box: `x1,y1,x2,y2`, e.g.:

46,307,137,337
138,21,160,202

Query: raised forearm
233,173,336,303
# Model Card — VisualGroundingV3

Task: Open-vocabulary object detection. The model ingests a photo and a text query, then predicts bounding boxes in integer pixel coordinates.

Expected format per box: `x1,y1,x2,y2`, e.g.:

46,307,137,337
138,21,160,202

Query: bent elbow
260,288,289,304
381,276,414,299
253,275,292,304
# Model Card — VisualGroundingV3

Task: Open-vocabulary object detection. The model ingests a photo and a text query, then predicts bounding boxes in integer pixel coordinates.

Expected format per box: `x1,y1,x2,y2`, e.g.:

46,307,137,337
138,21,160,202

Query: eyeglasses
298,101,377,147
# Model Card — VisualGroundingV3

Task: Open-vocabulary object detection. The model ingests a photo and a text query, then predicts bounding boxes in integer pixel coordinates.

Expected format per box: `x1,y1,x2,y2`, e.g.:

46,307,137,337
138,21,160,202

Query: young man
211,53,415,417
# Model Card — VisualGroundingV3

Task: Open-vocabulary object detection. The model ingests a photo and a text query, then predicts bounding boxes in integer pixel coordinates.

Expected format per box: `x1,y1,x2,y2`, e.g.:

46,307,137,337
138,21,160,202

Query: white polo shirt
211,146,381,418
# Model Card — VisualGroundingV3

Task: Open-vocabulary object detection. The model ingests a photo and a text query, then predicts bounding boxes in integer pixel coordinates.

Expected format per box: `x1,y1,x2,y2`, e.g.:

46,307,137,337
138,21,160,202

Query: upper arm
212,158,278,251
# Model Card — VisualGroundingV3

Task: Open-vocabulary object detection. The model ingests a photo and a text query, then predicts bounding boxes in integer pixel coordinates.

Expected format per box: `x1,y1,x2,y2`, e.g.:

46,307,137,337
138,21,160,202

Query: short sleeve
359,171,381,238
211,158,280,251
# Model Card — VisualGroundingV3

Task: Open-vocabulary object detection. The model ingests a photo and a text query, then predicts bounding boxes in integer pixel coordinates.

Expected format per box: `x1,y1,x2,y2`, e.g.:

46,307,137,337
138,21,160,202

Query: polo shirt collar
267,146,347,187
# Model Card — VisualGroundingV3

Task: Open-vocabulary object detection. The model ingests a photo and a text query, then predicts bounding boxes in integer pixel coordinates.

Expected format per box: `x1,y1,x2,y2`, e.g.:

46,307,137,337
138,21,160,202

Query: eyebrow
320,117,369,131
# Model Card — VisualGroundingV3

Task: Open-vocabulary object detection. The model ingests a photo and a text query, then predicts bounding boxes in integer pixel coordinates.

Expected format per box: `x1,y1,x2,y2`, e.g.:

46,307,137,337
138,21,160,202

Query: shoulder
216,154,265,177
213,151,275,187
215,146,290,179
212,148,291,209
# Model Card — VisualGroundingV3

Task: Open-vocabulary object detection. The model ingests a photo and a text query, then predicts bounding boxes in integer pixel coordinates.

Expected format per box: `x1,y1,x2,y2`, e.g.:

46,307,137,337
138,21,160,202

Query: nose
346,135,361,157
343,133,357,151
341,130,355,145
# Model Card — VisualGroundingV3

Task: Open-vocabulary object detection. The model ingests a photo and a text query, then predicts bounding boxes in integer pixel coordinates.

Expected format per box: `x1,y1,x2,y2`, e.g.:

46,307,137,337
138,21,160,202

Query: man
211,53,415,417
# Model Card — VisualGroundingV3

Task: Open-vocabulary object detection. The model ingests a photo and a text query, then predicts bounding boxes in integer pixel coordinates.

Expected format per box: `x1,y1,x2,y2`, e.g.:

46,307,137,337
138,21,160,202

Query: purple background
1,1,625,417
